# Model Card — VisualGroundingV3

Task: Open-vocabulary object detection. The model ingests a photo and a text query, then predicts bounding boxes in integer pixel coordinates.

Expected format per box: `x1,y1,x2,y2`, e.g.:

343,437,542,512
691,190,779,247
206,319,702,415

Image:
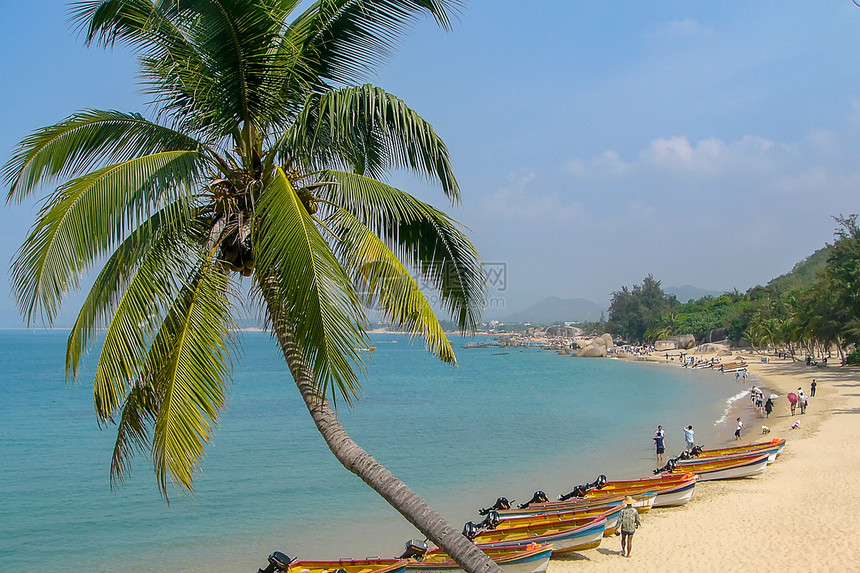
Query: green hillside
767,247,829,292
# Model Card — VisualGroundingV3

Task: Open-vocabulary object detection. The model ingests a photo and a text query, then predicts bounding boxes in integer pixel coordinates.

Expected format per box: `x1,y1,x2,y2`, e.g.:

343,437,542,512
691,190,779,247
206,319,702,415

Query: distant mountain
501,296,604,324
664,285,724,303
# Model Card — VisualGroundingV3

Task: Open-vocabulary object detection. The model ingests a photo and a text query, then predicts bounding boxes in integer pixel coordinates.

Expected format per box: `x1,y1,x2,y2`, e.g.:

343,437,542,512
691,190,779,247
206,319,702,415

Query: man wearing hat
618,496,641,558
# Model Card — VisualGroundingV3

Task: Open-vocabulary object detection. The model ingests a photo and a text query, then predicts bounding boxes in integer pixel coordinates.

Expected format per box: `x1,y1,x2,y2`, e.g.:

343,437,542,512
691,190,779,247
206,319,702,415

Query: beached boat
406,543,552,573
471,516,607,554
495,489,656,518
688,438,786,463
494,505,623,537
579,474,699,508
281,557,408,573
662,453,769,481
680,444,781,466
718,361,747,373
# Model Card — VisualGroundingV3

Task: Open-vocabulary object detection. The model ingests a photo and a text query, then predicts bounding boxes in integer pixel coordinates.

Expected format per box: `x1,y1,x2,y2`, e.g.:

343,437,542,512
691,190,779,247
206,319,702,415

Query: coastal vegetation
4,2,498,572
605,215,860,362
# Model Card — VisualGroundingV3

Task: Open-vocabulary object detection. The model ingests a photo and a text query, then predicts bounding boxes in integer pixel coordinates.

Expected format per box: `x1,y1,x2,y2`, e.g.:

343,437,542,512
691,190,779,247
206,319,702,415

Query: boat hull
499,490,656,518
407,544,553,573
475,517,607,554
669,453,769,481
577,475,698,508
289,559,407,573
495,505,622,538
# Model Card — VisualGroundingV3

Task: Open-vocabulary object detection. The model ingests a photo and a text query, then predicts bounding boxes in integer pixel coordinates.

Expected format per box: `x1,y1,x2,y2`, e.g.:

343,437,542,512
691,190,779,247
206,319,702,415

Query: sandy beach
545,351,859,572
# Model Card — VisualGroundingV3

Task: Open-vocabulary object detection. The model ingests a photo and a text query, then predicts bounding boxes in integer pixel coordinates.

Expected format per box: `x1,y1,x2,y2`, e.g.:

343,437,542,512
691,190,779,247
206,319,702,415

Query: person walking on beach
798,388,807,414
618,496,640,558
765,397,774,418
683,425,695,451
653,425,666,462
735,417,744,440
811,379,817,396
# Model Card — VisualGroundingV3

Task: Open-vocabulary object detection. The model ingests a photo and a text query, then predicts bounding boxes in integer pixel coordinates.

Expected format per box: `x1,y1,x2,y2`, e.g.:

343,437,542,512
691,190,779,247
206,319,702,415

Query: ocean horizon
0,330,757,573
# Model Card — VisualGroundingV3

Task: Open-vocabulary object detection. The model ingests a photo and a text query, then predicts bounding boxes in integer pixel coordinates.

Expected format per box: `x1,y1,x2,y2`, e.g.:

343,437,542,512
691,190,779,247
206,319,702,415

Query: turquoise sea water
0,330,754,573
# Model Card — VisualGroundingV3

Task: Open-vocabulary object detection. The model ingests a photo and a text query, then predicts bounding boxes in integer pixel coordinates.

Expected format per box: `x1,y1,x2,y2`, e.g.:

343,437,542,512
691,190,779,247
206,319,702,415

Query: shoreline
545,350,858,572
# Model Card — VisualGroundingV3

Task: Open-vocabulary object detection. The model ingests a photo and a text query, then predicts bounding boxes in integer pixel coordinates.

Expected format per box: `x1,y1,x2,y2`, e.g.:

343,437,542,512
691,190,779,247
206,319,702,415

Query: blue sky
2,1,859,326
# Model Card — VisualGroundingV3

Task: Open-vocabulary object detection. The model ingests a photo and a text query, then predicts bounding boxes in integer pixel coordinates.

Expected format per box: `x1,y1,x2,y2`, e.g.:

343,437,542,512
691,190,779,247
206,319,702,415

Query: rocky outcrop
692,342,732,356
576,343,607,357
575,334,611,357
655,334,696,351
601,333,614,350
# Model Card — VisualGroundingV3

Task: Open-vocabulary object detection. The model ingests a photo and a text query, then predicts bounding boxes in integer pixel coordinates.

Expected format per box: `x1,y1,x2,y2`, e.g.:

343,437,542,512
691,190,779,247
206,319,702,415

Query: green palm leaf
291,85,459,200
148,258,236,498
328,208,455,363
4,110,203,203
319,170,485,331
11,150,202,324
109,380,159,489
254,167,367,404
289,0,461,86
67,206,199,421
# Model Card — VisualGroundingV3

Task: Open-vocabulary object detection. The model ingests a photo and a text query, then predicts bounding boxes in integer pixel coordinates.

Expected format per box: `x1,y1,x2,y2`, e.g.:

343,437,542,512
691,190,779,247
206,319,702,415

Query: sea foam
714,388,751,425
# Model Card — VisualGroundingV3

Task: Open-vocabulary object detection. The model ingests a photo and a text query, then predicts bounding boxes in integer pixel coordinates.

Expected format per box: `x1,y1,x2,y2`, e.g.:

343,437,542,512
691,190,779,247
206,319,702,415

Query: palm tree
4,2,499,572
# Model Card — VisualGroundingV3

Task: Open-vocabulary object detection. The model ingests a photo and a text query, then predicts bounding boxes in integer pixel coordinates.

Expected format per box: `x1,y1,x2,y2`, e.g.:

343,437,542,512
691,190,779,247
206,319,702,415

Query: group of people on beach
750,386,775,417
653,424,695,461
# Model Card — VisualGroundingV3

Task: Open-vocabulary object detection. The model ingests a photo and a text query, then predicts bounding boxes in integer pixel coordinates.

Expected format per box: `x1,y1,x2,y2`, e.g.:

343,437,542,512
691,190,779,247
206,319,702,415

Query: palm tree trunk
260,285,501,573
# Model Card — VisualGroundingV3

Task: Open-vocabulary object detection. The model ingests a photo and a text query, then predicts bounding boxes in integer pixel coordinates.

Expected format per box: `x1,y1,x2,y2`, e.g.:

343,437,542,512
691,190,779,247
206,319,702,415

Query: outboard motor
517,491,548,509
558,475,607,501
258,552,294,573
689,445,703,457
677,450,692,460
461,511,500,540
478,496,511,516
462,521,481,540
653,458,678,475
400,539,429,560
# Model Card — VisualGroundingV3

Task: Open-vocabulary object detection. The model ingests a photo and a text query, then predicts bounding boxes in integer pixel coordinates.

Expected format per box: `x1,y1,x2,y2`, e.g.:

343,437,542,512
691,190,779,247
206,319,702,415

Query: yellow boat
259,554,407,573
497,489,657,517
470,515,607,554
406,543,553,573
494,504,623,537
689,438,786,462
579,474,699,507
663,452,769,481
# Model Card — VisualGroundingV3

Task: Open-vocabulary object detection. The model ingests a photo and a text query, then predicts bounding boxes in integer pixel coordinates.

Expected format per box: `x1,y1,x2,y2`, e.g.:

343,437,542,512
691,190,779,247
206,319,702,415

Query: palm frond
4,110,202,203
395,201,485,331
109,380,159,489
68,205,199,421
148,258,237,498
254,167,367,404
328,208,455,363
288,0,462,85
318,171,485,331
11,151,202,325
73,0,286,136
290,85,459,201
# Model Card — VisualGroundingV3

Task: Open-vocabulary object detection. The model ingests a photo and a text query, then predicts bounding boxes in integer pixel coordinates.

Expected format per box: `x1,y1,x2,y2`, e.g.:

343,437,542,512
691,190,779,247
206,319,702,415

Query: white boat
669,453,769,481
652,477,698,507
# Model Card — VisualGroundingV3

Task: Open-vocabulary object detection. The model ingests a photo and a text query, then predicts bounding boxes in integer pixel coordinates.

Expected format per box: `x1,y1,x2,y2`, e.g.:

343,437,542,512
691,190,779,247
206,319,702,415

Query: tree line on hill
597,215,860,365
